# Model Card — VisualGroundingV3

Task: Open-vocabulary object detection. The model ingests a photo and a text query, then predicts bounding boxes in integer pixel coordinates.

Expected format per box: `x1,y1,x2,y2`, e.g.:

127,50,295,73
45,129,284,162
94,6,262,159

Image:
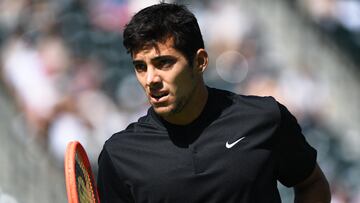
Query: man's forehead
132,38,177,59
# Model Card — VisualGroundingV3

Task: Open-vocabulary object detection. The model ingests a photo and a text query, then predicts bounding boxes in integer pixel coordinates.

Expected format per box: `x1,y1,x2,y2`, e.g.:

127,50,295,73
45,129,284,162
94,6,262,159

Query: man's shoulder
209,88,282,128
235,94,278,110
211,87,279,112
104,109,164,147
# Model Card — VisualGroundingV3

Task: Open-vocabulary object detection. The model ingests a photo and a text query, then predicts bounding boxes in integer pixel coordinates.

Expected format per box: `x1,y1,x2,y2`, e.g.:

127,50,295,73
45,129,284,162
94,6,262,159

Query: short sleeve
274,102,317,187
97,146,134,203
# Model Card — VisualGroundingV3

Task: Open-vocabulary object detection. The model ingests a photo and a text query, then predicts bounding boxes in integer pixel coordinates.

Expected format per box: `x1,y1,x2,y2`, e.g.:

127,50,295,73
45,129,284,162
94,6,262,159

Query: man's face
132,38,203,122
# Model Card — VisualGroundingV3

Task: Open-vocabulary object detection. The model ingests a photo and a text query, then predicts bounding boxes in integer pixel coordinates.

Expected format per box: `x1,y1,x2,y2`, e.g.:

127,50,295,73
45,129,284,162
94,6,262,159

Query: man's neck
162,84,208,125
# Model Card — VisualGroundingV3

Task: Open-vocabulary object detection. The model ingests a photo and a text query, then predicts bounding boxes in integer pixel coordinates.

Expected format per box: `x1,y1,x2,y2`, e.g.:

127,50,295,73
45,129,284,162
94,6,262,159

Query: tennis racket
65,141,100,203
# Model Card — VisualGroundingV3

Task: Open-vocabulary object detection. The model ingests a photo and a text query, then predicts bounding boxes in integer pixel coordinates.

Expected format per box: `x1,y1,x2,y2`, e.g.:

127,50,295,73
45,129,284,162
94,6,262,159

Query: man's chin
152,105,173,116
153,106,171,117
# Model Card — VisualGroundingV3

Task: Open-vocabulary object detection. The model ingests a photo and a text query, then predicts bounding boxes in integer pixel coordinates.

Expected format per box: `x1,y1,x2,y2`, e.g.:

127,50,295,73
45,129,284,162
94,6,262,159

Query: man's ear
195,49,208,73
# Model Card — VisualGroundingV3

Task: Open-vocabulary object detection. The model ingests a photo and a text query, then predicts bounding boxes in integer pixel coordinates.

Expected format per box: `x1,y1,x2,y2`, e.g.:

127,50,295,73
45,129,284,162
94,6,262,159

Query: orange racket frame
65,141,100,203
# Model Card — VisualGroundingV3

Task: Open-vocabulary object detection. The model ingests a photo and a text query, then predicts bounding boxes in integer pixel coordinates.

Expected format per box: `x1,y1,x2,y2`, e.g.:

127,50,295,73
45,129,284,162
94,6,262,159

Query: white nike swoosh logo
226,137,246,149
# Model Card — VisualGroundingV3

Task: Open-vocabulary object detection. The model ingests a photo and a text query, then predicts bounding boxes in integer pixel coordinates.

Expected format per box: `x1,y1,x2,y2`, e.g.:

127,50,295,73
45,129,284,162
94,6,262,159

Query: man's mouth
150,91,169,101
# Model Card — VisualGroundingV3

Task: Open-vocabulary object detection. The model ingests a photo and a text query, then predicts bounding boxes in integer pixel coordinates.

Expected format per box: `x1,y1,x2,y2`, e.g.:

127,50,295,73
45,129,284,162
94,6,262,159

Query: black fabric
97,87,317,203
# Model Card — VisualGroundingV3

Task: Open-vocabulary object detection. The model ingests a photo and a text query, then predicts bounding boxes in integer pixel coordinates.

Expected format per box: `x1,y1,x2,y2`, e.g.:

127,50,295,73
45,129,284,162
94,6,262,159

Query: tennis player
97,3,331,202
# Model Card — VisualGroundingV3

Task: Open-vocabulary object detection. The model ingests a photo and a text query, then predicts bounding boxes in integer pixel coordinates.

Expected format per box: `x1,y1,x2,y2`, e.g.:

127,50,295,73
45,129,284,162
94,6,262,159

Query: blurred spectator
88,0,130,33
300,0,360,33
0,0,28,41
299,0,338,29
1,34,67,137
297,0,360,67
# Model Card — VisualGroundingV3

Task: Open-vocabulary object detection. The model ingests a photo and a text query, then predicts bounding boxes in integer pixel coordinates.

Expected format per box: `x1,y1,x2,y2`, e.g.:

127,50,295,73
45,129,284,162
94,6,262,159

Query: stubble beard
169,80,198,116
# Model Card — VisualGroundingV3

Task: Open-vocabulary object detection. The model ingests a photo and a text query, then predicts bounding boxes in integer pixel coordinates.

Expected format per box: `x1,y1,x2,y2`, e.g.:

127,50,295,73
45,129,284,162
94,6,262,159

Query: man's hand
294,163,331,203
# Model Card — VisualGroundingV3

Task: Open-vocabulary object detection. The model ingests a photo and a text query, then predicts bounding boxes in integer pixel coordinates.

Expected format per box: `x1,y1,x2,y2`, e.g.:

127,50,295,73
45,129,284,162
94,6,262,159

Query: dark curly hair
123,3,205,65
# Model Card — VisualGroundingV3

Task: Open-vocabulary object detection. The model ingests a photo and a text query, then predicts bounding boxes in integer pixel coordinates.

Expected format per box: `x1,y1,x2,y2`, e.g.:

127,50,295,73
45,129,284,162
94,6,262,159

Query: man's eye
158,59,169,66
156,59,175,69
134,63,147,72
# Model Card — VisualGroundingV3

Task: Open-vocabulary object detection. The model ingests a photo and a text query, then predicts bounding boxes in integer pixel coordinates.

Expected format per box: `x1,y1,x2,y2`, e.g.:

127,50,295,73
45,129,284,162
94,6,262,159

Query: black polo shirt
97,87,317,203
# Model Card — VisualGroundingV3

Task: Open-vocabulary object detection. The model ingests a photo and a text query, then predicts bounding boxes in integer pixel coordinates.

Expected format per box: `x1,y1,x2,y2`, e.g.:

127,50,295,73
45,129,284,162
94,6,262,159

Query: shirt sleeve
97,146,134,203
274,102,317,187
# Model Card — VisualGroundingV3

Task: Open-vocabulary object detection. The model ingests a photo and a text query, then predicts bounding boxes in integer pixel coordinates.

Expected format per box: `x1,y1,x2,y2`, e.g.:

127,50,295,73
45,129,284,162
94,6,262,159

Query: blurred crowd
0,0,359,202
295,0,360,67
0,0,151,170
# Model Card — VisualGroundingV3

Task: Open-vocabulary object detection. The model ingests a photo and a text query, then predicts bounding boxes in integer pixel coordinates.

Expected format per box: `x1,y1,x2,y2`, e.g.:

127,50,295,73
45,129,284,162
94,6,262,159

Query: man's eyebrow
151,55,176,62
132,60,144,65
132,55,176,65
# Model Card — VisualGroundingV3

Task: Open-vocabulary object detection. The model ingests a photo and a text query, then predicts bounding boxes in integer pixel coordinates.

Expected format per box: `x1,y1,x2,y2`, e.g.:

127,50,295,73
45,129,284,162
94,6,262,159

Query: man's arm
97,148,134,202
293,163,331,203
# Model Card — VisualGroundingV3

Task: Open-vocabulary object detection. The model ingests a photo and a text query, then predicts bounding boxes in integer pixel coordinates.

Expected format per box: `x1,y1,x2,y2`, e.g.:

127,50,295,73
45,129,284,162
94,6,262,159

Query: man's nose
146,67,161,87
